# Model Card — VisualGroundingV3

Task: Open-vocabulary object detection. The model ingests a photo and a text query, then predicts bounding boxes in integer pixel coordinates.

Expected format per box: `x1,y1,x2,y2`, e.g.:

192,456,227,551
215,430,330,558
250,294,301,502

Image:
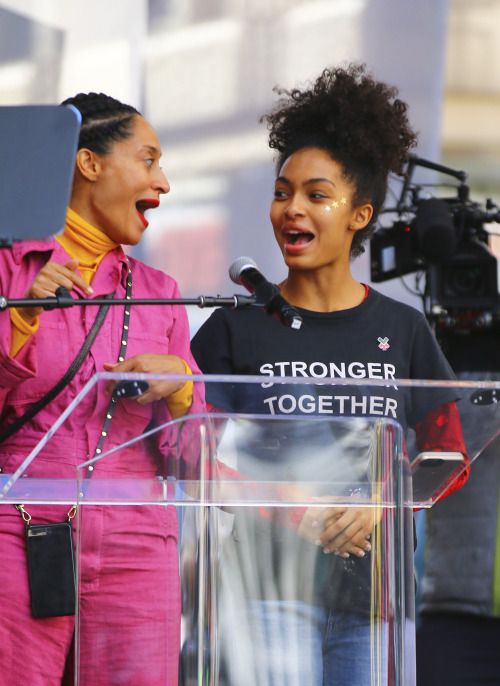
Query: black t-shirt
191,288,457,611
192,288,455,429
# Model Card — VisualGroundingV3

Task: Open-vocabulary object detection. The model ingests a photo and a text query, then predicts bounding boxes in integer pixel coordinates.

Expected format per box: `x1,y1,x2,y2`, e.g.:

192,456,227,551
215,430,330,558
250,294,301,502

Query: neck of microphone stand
253,281,303,330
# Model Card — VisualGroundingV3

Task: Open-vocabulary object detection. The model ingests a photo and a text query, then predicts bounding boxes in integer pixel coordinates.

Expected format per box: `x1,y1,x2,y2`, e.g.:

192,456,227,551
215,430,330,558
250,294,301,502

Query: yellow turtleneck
57,206,119,283
10,208,192,418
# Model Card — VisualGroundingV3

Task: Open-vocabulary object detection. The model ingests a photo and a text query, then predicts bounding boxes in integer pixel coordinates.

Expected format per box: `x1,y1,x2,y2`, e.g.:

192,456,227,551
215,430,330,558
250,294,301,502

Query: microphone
229,256,302,330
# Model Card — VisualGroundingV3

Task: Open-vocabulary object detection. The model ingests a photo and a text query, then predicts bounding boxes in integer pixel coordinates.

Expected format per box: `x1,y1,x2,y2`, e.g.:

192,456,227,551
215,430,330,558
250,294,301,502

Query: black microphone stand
0,287,259,397
0,288,257,312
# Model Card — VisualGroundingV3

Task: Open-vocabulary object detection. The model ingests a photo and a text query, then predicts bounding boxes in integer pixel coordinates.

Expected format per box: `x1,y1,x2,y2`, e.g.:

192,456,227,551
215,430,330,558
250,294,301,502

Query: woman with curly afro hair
192,63,467,685
264,62,417,266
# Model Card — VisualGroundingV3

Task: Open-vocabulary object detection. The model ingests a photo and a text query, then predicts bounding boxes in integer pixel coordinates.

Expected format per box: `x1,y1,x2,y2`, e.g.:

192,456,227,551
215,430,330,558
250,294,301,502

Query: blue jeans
223,601,391,686
224,600,327,686
323,608,388,685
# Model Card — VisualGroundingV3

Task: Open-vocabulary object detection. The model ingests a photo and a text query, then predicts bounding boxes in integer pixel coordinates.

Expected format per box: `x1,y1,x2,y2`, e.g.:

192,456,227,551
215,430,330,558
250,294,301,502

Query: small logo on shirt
377,336,390,351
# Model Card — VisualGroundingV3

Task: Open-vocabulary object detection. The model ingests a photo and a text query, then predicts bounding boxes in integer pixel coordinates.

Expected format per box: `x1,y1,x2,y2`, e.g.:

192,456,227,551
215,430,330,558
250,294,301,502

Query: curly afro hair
61,92,140,156
260,63,418,258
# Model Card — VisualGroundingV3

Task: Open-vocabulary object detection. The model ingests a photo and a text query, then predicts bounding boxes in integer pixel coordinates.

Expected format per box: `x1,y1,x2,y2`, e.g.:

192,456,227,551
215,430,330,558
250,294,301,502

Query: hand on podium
298,496,381,558
104,354,189,406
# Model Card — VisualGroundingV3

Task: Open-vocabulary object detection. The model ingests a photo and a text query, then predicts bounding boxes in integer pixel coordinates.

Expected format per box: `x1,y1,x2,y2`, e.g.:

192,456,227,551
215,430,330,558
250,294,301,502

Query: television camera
371,156,500,357
370,156,500,369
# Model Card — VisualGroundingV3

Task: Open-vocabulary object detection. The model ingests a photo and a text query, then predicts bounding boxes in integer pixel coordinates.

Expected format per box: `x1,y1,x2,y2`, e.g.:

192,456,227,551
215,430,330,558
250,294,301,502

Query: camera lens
444,265,486,297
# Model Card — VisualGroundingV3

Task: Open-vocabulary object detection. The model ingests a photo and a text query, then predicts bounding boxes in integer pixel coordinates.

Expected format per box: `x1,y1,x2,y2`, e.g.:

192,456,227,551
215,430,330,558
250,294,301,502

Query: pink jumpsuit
0,238,205,685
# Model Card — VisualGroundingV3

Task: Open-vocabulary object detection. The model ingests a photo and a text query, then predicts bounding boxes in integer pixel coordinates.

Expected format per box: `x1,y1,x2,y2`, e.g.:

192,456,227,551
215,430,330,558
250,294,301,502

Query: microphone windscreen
415,198,457,262
229,256,258,284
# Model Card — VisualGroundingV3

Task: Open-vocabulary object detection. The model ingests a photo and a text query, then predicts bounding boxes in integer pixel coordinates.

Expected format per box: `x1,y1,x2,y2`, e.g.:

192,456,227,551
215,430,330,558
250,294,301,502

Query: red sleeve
415,400,470,502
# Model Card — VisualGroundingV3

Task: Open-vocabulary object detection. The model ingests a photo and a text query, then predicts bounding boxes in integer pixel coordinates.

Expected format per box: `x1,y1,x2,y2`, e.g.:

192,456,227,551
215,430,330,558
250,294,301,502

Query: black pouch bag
25,521,76,618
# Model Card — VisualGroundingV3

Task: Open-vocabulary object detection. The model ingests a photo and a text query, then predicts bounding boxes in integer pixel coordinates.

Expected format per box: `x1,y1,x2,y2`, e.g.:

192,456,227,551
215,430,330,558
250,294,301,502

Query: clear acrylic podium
0,372,488,685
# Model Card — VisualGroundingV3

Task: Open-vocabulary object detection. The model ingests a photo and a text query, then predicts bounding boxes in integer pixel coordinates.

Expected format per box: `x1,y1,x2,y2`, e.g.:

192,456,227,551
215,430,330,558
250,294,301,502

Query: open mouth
284,230,314,246
136,199,160,227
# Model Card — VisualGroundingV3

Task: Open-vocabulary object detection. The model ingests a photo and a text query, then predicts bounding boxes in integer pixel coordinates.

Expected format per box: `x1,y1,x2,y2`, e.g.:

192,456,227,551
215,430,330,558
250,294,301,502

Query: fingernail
323,547,330,554
86,286,94,294
357,550,365,557
365,543,372,552
314,539,322,546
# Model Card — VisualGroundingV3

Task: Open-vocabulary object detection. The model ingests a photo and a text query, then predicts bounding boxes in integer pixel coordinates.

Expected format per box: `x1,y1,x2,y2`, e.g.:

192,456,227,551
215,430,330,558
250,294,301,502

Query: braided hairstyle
260,63,418,258
61,92,140,155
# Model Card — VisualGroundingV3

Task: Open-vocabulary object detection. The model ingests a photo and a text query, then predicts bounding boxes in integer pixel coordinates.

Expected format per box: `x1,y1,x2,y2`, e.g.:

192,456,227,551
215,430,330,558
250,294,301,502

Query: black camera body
370,219,422,283
370,156,500,314
427,241,498,311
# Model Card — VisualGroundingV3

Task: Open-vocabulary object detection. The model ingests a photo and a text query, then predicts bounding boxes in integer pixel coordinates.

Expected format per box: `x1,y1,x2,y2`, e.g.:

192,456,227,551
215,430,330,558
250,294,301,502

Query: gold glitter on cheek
321,200,342,216
340,197,347,205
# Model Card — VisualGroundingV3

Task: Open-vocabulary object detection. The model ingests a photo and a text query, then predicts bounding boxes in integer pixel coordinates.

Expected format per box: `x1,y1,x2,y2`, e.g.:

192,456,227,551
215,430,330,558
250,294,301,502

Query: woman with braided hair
192,64,468,685
0,92,204,685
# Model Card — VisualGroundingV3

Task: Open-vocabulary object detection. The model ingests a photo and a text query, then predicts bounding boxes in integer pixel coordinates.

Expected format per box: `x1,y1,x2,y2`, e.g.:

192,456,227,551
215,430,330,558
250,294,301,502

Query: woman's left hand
103,354,187,404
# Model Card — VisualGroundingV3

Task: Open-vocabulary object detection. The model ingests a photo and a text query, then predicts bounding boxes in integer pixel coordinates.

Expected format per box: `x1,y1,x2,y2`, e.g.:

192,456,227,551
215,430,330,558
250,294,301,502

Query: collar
11,234,131,294
11,236,54,264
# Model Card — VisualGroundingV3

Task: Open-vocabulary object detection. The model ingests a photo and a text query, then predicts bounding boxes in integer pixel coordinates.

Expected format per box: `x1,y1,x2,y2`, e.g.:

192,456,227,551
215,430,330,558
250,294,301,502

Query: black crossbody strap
0,290,115,444
84,260,133,476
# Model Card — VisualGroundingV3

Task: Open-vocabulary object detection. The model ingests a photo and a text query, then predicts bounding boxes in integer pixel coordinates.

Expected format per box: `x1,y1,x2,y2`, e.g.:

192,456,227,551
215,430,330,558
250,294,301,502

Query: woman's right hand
298,498,376,558
16,258,93,324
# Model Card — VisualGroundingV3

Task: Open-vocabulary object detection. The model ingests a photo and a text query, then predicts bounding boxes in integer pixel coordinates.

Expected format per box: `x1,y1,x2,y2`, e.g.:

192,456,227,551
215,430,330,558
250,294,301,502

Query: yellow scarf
56,207,119,284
